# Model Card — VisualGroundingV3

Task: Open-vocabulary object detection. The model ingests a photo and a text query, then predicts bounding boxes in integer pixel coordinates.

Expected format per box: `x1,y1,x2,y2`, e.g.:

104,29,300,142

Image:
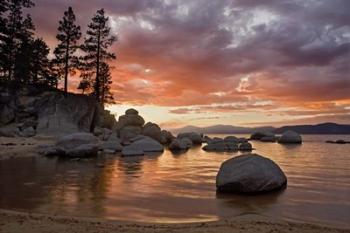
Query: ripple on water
0,134,349,226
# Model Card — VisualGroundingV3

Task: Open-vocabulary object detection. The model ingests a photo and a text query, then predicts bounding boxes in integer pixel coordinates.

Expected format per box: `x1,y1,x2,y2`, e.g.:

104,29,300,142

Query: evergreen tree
0,0,8,76
80,8,116,103
0,0,35,82
99,62,114,105
77,79,90,94
53,6,81,95
30,38,52,85
13,14,35,83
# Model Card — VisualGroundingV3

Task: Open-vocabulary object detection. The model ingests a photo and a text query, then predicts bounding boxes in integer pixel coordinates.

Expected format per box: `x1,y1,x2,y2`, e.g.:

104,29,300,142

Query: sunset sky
29,0,350,128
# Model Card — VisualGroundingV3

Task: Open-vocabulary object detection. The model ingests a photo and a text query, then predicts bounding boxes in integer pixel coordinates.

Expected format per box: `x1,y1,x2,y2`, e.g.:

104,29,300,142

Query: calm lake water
0,134,350,227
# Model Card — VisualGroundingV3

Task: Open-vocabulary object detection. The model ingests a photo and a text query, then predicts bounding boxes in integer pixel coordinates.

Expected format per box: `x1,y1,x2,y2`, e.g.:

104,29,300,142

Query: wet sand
0,209,349,233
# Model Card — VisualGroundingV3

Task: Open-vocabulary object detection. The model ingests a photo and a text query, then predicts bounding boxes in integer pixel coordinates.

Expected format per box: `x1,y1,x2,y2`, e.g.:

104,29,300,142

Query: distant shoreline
1,209,349,233
170,123,350,135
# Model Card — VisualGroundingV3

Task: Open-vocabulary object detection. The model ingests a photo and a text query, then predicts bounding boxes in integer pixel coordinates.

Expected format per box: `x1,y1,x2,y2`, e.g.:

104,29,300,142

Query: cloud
27,0,350,124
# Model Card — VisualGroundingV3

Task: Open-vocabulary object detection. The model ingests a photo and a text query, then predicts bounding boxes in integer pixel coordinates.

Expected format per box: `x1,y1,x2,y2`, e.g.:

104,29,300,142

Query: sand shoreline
0,209,349,233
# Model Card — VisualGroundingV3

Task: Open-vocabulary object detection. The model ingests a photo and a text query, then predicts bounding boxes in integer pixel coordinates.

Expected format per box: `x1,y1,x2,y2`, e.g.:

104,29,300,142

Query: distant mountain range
170,123,350,135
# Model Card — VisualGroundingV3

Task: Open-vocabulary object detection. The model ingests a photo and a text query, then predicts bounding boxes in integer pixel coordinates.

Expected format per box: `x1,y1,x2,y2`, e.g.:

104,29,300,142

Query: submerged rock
203,141,238,152
278,131,302,144
216,154,287,194
260,135,277,142
65,144,99,158
250,131,275,141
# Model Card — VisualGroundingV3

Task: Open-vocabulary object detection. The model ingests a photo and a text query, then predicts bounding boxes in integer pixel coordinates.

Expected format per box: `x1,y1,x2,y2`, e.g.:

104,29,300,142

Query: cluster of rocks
37,108,176,158
202,136,252,152
114,109,174,145
0,88,116,138
325,140,350,144
250,130,302,144
216,154,287,194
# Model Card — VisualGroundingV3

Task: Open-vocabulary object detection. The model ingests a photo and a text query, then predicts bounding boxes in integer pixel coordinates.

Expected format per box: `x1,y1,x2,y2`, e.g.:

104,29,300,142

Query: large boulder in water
160,130,175,144
177,132,202,145
119,125,142,141
216,154,287,194
168,138,192,151
121,136,164,156
142,122,162,142
115,109,145,140
278,130,302,144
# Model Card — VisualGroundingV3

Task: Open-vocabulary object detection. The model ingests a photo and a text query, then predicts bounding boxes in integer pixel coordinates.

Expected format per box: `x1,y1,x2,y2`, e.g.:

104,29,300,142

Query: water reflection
0,135,349,226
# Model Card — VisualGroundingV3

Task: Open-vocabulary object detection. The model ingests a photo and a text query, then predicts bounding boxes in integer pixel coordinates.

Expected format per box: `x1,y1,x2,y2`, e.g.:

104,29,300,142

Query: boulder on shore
278,131,302,144
216,154,287,194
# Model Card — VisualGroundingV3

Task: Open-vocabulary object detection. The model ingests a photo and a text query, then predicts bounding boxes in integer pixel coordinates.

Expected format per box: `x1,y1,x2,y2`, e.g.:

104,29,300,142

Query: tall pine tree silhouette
80,9,116,103
53,6,81,95
99,62,114,106
30,38,52,86
0,0,8,78
0,0,35,82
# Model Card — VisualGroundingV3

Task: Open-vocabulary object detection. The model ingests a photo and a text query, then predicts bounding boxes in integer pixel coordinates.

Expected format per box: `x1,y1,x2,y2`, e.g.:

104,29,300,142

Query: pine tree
13,14,35,83
30,38,52,86
99,62,114,105
80,8,116,103
53,6,81,95
0,0,8,76
0,0,35,82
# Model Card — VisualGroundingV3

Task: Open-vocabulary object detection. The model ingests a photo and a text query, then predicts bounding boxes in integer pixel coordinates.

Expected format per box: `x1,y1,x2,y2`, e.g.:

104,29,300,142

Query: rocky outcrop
0,88,116,137
278,131,302,144
115,109,145,141
216,154,287,194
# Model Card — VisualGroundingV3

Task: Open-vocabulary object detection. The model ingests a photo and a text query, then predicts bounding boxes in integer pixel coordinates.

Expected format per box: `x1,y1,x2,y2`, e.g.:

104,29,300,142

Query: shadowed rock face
216,154,287,194
0,88,116,137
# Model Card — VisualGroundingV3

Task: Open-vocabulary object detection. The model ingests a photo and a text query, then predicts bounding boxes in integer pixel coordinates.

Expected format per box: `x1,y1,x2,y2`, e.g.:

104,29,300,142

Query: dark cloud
28,0,350,113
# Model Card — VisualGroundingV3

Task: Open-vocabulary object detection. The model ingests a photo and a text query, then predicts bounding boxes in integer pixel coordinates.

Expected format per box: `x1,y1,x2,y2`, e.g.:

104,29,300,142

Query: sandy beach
1,209,349,233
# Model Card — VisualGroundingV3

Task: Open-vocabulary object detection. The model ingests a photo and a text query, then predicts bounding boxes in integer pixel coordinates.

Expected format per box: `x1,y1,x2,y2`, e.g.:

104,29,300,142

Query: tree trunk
64,40,70,97
95,26,101,103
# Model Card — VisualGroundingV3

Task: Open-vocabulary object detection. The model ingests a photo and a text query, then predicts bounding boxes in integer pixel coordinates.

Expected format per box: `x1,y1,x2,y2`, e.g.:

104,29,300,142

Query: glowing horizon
28,0,350,128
